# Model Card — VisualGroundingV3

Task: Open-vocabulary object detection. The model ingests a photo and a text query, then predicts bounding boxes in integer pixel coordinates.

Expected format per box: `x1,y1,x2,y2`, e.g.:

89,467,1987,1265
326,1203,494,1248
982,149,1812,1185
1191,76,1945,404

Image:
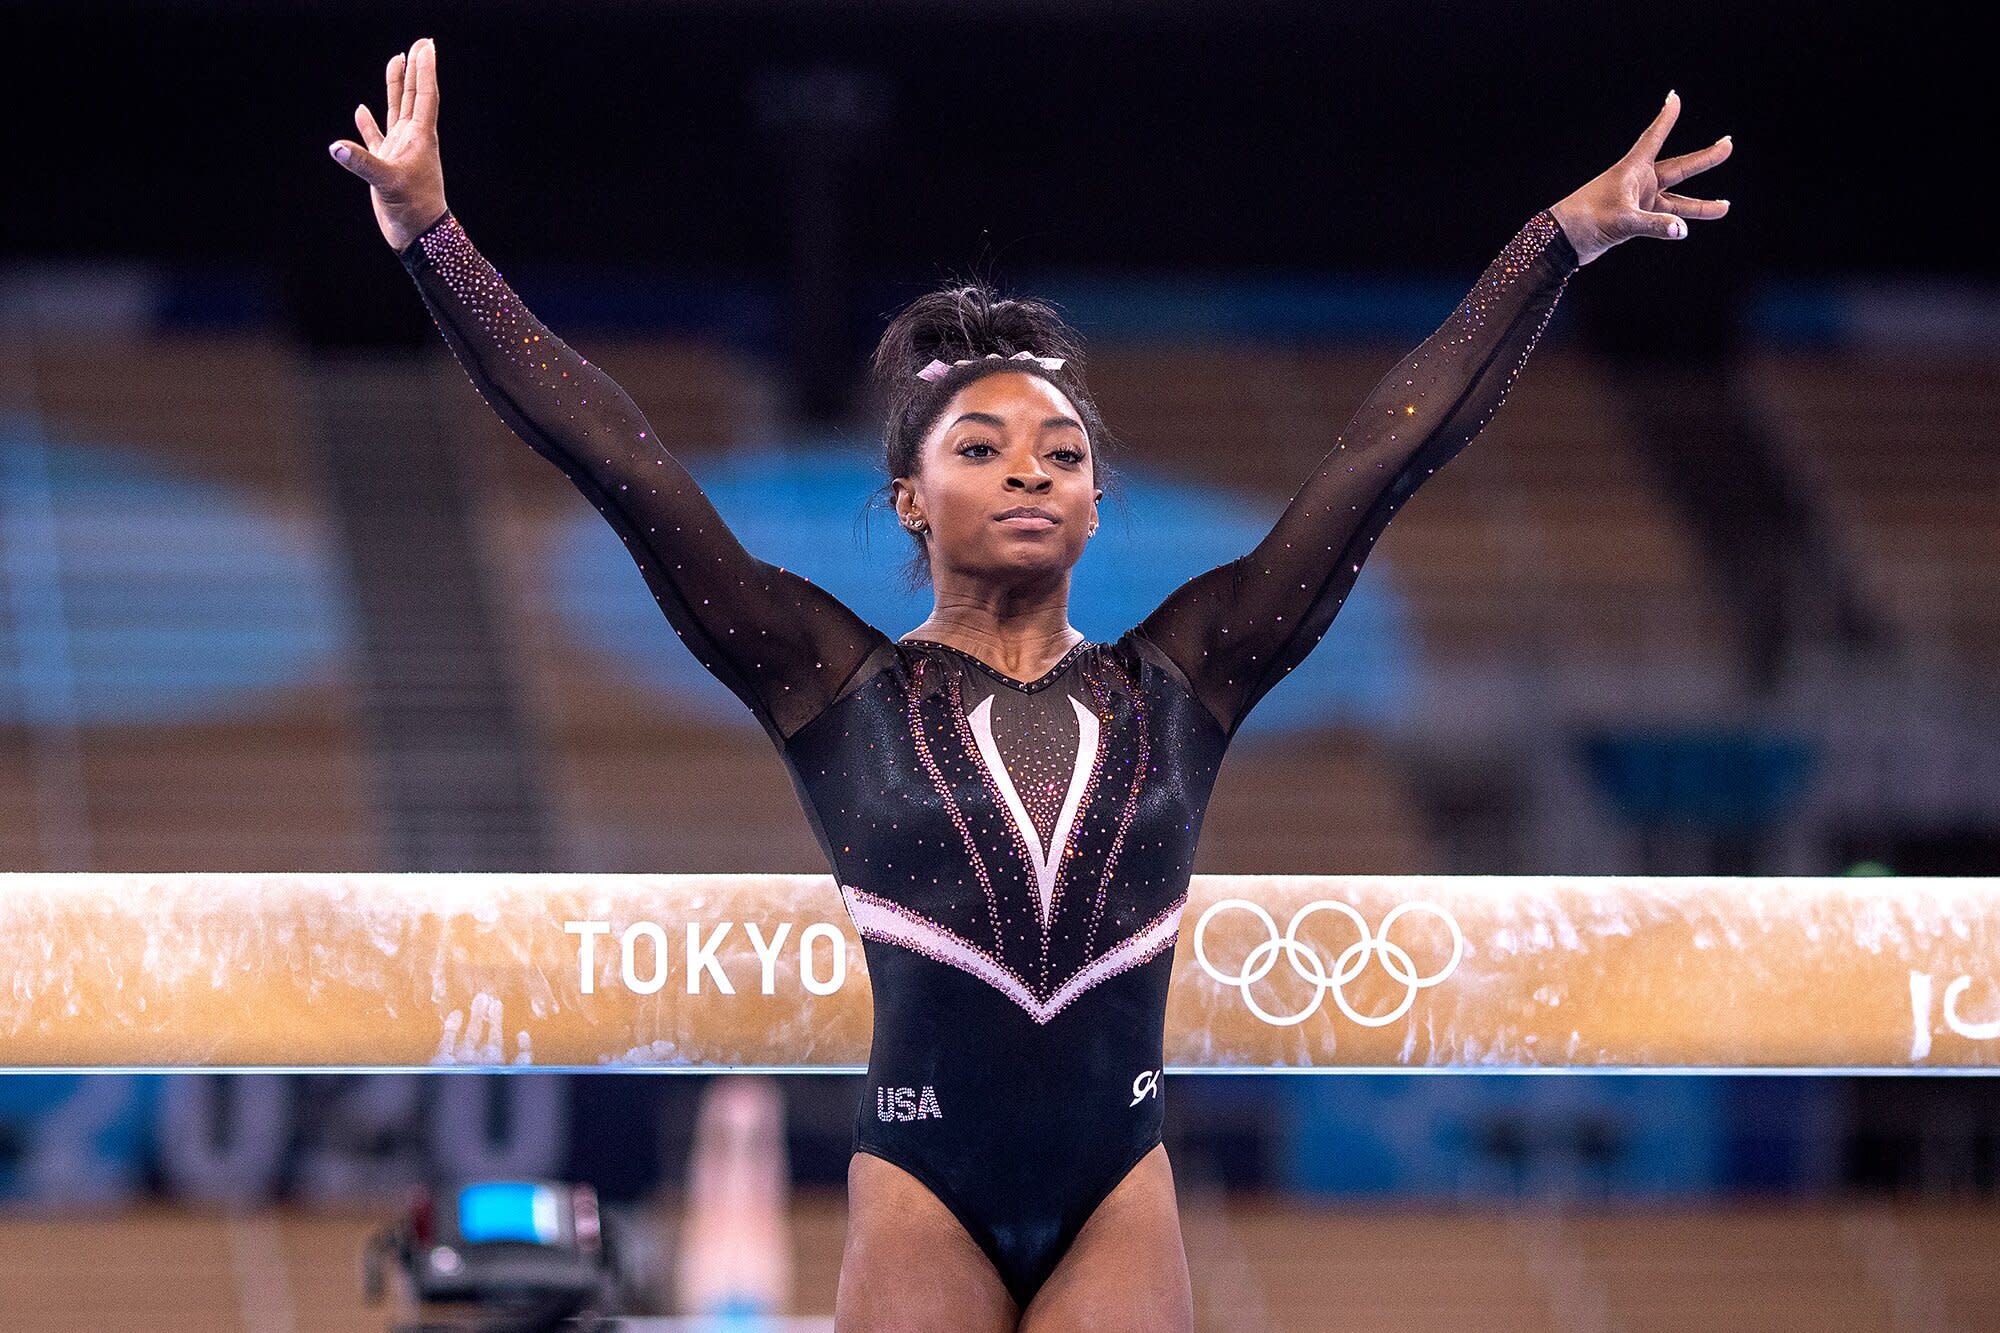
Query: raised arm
1133,209,1577,735
397,212,884,739
329,38,884,743
1135,92,1733,737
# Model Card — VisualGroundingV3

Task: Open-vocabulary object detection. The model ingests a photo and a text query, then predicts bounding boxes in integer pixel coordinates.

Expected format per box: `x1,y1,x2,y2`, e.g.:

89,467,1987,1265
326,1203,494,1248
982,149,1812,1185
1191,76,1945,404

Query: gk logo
1129,1069,1161,1106
875,1086,943,1122
1193,897,1464,1028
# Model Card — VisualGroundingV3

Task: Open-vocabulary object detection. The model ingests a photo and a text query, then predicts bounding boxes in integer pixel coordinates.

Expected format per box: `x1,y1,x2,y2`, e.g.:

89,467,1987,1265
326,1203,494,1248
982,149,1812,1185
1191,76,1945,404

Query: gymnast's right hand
327,37,450,253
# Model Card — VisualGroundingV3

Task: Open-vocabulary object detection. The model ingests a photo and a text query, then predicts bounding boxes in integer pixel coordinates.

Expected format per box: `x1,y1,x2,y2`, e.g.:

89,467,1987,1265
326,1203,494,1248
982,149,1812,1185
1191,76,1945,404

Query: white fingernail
1671,219,1687,239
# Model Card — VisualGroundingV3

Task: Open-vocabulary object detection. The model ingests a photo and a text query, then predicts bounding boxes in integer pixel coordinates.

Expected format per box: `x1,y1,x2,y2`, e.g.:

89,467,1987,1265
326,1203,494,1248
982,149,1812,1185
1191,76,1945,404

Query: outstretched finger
1627,89,1681,165
385,52,405,131
400,39,422,125
355,103,385,151
1658,136,1731,189
328,139,392,187
410,38,439,131
1660,191,1730,222
1632,208,1690,241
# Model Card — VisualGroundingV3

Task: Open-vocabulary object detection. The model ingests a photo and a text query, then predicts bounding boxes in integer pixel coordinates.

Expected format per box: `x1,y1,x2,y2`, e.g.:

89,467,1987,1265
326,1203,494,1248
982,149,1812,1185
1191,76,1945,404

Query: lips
994,506,1059,528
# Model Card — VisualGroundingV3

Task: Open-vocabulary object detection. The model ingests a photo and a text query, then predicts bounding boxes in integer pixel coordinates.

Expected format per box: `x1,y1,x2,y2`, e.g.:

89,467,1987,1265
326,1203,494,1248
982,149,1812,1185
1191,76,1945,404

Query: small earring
903,516,927,534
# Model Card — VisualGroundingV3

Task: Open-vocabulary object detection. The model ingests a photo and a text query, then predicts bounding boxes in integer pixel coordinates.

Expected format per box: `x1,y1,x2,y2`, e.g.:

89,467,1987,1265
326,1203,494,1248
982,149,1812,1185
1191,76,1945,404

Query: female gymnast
330,38,1730,1332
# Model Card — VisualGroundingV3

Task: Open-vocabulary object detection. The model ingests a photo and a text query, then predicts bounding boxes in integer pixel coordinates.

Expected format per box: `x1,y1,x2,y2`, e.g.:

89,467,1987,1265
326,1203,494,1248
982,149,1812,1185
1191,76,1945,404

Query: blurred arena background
3,0,1996,1328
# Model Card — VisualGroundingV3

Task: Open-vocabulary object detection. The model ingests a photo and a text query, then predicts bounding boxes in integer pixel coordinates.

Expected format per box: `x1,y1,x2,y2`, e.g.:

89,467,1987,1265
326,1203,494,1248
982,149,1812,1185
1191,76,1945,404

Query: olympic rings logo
1192,898,1464,1028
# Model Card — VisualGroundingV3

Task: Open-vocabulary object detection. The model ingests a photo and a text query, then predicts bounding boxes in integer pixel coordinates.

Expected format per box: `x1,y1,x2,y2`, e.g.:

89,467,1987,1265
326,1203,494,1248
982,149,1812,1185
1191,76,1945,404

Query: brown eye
1051,448,1084,465
957,440,998,457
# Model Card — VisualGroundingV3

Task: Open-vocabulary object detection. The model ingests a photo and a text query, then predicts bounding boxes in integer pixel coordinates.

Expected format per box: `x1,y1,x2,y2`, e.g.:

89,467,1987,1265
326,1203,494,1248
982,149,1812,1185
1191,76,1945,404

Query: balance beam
2,874,1994,1071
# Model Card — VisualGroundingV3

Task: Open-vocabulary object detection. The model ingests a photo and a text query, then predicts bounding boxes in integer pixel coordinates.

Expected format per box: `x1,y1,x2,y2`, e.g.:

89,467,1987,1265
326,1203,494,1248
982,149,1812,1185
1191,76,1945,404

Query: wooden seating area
2,1197,1994,1330
8,329,1987,879
41,693,377,871
1746,348,2000,678
24,334,322,501
2,333,380,872
1200,728,1438,874
1085,344,1735,686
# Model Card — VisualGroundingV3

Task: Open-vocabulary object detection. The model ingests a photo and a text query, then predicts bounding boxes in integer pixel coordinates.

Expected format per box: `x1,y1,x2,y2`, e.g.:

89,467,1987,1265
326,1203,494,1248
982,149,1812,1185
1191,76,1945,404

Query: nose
1004,456,1053,492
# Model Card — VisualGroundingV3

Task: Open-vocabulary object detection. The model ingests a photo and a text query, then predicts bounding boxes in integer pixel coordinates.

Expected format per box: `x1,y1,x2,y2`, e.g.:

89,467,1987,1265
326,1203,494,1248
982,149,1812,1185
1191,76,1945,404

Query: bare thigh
1017,1143,1193,1333
835,1150,1020,1333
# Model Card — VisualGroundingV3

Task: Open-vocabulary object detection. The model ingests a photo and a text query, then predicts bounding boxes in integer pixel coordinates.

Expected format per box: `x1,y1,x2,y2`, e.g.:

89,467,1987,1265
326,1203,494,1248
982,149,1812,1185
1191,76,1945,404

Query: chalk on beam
0,873,1994,1071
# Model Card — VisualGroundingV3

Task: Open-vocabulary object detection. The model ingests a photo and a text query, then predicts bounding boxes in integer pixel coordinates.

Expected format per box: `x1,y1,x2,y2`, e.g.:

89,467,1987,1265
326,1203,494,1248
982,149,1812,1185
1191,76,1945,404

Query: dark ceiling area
6,0,1955,360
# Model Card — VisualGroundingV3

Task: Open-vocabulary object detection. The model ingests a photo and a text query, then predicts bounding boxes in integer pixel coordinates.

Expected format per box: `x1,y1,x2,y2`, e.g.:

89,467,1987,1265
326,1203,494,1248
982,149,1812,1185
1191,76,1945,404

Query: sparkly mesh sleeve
1132,208,1581,737
397,210,887,743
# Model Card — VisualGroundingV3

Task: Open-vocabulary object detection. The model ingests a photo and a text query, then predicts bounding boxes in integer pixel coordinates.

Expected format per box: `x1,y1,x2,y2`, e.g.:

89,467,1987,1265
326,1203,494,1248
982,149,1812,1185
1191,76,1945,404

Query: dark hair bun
868,284,1085,396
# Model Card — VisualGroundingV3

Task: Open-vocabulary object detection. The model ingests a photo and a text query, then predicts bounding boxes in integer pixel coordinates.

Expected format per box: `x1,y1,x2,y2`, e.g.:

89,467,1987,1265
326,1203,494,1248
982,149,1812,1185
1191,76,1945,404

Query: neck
906,571,1083,676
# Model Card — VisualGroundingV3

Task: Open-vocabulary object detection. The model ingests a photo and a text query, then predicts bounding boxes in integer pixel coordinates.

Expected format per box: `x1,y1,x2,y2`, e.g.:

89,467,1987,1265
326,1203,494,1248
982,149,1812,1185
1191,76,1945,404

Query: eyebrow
950,411,1086,435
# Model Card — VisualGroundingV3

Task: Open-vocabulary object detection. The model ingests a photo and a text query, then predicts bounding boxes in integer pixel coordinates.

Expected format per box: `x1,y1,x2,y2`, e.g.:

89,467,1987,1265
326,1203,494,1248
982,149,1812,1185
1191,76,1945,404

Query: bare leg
836,1150,1021,1333
1016,1143,1193,1333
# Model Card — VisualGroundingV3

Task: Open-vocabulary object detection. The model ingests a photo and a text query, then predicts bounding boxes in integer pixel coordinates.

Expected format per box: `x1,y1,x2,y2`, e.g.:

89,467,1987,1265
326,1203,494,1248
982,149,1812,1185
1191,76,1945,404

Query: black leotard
397,207,1578,1309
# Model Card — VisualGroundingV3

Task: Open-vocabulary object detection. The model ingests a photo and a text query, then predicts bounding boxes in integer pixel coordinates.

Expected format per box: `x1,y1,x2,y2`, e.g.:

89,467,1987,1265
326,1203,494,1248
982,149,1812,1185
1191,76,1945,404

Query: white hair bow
915,349,1067,383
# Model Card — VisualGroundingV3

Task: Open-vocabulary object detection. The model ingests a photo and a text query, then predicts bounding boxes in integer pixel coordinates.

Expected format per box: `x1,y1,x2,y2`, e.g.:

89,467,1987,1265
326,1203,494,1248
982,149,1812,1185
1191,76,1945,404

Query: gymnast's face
895,371,1101,586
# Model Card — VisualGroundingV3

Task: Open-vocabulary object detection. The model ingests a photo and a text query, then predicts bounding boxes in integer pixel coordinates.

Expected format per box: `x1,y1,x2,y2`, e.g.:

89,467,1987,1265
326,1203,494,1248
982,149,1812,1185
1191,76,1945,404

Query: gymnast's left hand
1546,90,1732,266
